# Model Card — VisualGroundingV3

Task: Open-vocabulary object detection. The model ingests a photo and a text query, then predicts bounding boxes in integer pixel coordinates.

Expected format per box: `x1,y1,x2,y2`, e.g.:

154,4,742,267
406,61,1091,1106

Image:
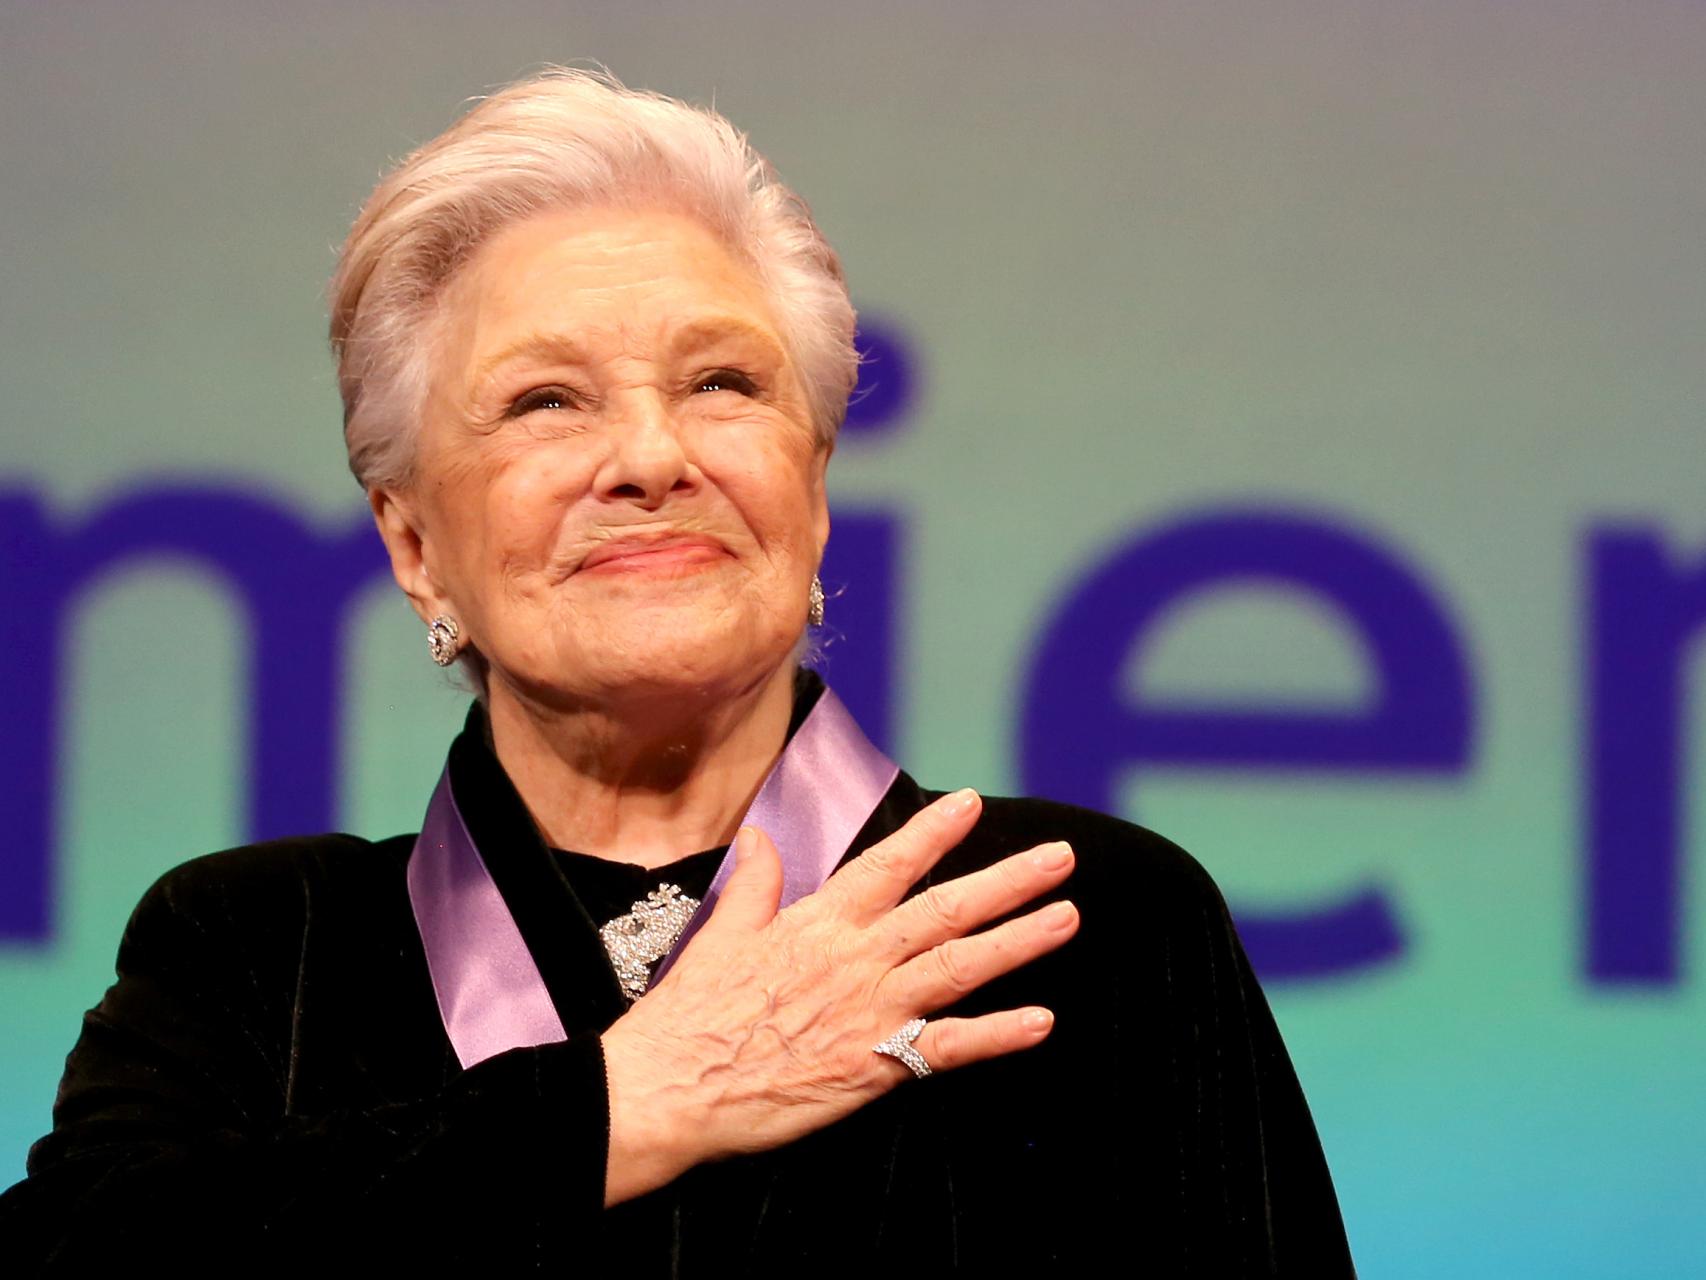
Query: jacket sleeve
1154,849,1360,1278
0,860,613,1274
925,796,1358,1277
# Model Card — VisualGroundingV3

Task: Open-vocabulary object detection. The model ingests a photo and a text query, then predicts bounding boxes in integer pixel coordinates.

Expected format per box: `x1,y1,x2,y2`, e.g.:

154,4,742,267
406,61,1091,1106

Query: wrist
600,1025,698,1206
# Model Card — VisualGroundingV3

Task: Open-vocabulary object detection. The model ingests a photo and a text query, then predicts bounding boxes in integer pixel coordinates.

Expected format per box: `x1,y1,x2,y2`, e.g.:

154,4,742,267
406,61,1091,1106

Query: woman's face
373,207,831,715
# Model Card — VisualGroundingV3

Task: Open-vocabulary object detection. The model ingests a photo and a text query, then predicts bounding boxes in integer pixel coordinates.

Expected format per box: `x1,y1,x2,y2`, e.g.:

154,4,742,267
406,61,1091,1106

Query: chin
568,627,796,703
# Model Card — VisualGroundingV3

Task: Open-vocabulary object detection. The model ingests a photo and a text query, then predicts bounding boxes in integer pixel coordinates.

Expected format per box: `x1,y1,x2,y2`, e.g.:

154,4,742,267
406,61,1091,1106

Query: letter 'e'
1021,510,1474,981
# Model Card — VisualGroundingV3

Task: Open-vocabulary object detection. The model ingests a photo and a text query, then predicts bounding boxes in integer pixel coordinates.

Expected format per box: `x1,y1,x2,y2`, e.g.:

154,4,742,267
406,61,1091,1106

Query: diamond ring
872,1017,932,1079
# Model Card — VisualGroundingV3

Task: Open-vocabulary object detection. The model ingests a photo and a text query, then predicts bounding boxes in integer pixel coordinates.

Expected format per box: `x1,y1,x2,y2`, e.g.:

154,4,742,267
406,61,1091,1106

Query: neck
484,664,799,869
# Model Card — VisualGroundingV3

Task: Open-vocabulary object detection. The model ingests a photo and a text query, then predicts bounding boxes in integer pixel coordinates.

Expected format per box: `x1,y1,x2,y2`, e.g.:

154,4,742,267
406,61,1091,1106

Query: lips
578,532,729,572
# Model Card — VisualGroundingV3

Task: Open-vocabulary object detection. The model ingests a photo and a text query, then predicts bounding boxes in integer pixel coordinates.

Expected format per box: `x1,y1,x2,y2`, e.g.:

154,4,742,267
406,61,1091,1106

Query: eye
692,368,760,397
506,384,583,417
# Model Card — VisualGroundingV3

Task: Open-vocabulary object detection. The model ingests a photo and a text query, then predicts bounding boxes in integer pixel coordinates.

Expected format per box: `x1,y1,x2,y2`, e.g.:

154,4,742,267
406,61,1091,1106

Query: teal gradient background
4,3,1705,1274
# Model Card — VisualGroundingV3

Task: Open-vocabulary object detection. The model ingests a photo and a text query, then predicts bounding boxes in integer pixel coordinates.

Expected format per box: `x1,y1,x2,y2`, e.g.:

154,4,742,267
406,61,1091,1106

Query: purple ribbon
407,686,898,1069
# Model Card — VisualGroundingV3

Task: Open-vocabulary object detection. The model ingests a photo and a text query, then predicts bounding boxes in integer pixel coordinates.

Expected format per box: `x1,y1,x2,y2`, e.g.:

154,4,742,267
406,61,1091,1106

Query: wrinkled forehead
433,207,785,368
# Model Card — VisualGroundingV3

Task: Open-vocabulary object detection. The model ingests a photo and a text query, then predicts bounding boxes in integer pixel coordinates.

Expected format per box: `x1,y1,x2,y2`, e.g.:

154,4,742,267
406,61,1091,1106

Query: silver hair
329,67,858,490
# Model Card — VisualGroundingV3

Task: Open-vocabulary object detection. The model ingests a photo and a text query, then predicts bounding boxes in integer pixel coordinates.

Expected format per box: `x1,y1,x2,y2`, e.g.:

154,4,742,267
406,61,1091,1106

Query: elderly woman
1,71,1353,1275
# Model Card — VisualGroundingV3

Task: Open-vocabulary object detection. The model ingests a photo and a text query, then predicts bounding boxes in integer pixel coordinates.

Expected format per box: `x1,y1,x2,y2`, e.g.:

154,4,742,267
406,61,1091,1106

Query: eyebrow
663,316,789,366
471,315,789,388
470,333,593,387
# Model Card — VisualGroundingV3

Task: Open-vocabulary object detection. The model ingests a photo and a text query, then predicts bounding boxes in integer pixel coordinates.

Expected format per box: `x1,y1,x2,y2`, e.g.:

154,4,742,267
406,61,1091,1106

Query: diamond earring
427,615,461,667
808,575,825,627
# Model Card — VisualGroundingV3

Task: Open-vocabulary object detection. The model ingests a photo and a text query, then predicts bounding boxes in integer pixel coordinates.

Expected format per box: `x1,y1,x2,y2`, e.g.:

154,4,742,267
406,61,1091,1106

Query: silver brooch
599,884,702,1002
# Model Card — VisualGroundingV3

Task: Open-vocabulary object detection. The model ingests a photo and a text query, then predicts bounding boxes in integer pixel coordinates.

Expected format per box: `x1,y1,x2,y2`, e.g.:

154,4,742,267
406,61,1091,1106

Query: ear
369,486,454,626
809,442,834,560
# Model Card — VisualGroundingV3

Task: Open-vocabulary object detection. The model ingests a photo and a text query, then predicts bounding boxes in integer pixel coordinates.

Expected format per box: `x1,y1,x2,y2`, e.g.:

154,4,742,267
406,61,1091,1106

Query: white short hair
329,68,858,490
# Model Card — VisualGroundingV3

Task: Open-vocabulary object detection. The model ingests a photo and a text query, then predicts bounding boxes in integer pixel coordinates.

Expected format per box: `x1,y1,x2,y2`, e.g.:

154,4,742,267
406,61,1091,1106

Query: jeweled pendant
599,883,702,1002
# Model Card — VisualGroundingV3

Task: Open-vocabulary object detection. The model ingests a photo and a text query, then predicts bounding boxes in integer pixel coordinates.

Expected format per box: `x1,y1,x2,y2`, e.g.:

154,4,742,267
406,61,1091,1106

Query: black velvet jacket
1,678,1355,1275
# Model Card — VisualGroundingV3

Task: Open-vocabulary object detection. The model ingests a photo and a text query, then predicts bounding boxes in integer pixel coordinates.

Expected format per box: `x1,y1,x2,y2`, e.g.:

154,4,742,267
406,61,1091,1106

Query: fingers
875,841,1075,961
887,899,1079,1012
817,788,983,923
695,825,784,938
874,1008,1056,1078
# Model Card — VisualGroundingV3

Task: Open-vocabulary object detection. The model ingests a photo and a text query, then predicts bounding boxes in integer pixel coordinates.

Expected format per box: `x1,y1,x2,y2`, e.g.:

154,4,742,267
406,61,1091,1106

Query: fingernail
1022,1008,1054,1033
734,826,756,860
940,787,979,817
1042,901,1077,929
1031,842,1073,872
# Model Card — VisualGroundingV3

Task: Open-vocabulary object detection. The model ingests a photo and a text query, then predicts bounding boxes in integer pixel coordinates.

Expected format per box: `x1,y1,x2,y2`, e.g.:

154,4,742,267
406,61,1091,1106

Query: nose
593,393,696,510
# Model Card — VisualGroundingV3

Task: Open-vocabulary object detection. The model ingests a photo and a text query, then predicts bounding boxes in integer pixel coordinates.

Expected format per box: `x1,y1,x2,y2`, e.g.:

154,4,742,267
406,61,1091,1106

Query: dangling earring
427,614,461,667
808,575,825,627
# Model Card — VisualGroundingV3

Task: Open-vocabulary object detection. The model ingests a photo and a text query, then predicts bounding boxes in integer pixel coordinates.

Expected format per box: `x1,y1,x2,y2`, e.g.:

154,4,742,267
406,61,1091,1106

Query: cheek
487,455,570,534
434,450,586,594
704,429,823,556
734,477,820,569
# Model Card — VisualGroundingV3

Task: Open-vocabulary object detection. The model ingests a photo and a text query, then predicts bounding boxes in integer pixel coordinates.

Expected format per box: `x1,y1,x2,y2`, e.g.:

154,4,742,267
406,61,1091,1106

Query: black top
549,846,726,935
0,674,1356,1276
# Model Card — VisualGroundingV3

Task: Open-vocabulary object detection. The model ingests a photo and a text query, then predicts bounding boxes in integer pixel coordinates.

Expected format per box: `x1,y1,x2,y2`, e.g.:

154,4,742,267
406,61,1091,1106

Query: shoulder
981,793,1215,889
136,831,415,913
896,781,1265,1051
118,832,417,973
895,774,1230,922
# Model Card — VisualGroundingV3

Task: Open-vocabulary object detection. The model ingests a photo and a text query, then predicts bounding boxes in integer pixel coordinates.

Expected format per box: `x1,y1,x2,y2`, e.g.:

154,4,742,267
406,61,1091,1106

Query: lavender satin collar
407,686,898,1069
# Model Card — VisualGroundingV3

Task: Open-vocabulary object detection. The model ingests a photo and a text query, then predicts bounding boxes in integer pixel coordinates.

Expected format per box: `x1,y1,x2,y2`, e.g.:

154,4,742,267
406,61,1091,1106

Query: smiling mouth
578,534,730,575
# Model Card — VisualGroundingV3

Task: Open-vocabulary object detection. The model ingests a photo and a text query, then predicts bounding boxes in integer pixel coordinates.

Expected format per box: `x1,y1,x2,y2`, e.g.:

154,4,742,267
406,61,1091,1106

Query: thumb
700,825,785,936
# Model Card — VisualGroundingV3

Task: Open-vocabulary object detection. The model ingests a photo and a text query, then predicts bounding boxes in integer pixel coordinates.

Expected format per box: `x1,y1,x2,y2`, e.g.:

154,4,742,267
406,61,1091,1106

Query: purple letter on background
842,316,916,441
1021,510,1474,981
1586,527,1706,985
810,312,917,752
816,510,902,756
0,487,388,943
